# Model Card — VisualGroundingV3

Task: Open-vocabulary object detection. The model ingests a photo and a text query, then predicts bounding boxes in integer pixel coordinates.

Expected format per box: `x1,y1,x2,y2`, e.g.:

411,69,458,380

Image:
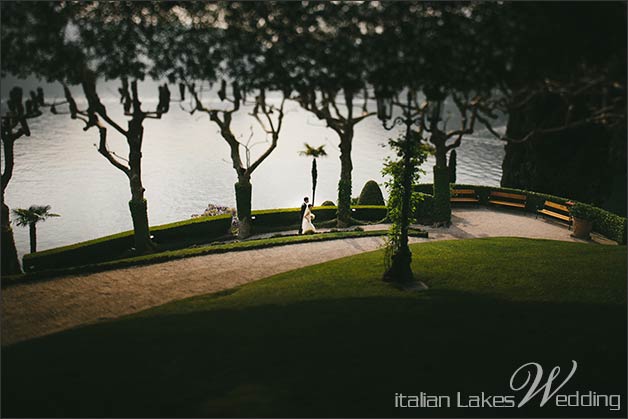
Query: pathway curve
1,207,613,345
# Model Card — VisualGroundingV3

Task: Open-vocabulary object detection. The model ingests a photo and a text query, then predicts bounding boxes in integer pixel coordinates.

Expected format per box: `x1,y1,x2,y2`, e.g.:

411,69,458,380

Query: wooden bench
537,200,572,226
450,189,479,203
488,191,526,209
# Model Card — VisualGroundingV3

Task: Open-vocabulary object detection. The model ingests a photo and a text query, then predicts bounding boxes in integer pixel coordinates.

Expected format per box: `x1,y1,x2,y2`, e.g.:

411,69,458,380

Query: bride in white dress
301,204,316,234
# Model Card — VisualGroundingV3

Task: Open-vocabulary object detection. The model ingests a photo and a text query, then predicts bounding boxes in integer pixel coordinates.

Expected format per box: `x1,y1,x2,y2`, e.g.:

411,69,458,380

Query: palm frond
299,142,327,158
12,205,60,226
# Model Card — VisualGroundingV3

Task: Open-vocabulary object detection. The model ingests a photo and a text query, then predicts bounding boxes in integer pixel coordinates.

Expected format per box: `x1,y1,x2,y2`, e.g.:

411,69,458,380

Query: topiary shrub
432,166,451,224
414,193,434,224
358,180,385,206
321,200,336,206
448,149,457,184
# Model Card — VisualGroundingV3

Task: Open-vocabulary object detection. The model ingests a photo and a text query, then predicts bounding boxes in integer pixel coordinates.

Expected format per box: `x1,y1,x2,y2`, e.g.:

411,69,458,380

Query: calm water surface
3,94,505,258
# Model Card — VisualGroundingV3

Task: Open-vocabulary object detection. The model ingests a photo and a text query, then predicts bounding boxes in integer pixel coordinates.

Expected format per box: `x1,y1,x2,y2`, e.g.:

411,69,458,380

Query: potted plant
569,202,595,240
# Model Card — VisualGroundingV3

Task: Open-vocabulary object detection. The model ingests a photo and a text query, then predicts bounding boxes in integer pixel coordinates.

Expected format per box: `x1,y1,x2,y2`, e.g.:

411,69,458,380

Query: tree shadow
2,291,626,418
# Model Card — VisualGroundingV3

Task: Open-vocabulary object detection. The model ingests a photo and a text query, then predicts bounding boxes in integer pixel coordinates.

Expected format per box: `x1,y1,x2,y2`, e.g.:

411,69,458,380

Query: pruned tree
184,82,286,238
220,2,378,228
54,73,172,252
149,3,290,238
2,2,176,253
1,87,45,274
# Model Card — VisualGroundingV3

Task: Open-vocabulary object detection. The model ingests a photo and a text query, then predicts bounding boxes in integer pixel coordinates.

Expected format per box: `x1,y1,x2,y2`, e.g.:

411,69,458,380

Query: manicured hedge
22,205,392,272
251,205,388,231
432,166,451,223
150,214,232,245
358,180,385,206
416,183,627,244
351,205,388,222
23,215,232,272
415,193,435,223
251,206,337,231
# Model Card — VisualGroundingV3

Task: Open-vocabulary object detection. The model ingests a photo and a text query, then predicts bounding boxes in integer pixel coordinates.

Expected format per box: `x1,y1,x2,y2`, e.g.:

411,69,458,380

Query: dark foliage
358,180,385,206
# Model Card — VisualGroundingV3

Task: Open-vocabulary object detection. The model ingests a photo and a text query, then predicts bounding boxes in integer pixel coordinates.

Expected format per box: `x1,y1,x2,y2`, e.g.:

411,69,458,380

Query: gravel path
1,207,612,345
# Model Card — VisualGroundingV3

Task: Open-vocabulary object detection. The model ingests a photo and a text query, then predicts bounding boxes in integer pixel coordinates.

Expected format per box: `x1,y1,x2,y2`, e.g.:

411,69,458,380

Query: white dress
301,207,316,234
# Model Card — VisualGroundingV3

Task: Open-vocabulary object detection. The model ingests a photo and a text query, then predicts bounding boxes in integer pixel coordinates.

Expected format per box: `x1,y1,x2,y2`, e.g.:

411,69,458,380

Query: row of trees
2,2,625,283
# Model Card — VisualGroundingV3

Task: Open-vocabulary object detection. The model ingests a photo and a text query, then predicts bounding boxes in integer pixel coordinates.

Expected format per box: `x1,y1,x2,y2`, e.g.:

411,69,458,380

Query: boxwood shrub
351,205,388,222
416,183,627,244
251,206,338,232
358,180,385,205
23,214,232,272
415,193,435,224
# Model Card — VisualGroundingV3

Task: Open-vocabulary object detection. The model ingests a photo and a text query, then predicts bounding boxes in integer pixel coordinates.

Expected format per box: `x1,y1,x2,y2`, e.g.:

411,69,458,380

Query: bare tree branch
247,95,286,175
95,118,130,176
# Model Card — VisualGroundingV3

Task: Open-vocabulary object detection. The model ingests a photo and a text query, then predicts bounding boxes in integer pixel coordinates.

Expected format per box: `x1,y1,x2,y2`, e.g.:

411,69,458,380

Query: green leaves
299,143,327,158
12,205,60,227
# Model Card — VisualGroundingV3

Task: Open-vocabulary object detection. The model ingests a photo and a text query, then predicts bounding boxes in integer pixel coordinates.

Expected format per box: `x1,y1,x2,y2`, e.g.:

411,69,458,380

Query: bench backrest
452,189,476,195
490,191,526,201
544,200,569,213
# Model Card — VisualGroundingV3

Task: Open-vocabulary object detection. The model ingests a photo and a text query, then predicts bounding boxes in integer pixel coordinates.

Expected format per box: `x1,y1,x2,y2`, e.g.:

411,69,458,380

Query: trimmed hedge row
23,206,390,272
251,205,388,232
416,183,627,244
23,214,232,272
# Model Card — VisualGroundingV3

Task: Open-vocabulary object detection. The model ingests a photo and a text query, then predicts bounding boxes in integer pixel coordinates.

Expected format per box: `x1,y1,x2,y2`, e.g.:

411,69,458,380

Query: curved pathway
1,207,613,345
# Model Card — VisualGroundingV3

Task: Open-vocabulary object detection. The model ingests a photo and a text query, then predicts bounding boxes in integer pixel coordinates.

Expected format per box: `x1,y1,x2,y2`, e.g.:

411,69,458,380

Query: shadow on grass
2,291,626,418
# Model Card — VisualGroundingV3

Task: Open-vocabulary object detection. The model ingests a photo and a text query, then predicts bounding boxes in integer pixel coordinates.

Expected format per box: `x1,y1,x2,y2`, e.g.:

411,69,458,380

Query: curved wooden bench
451,189,479,203
488,191,526,209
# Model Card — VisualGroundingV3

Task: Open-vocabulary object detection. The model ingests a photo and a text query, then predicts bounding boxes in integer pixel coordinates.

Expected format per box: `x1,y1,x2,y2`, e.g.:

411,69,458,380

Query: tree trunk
432,141,451,225
127,122,155,253
1,135,21,275
1,201,21,275
235,177,252,238
311,158,317,206
29,223,37,253
337,128,354,227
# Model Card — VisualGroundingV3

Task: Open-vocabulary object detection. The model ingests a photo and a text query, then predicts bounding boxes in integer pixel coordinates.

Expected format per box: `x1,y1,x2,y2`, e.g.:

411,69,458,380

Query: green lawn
2,238,626,418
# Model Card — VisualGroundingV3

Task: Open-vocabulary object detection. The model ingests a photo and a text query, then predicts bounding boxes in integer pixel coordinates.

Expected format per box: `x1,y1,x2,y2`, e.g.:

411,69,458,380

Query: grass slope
2,238,626,418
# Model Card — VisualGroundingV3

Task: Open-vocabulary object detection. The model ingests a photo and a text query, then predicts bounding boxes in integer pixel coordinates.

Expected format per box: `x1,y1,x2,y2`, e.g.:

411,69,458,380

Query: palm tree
299,143,327,206
12,205,60,253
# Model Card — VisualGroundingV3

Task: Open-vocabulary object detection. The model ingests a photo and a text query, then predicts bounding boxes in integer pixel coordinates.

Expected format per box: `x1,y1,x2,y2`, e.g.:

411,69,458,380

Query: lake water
2,92,505,258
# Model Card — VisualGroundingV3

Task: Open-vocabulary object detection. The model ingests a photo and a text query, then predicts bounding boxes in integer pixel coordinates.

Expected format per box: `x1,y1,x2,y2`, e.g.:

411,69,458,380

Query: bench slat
544,201,569,212
490,191,527,200
451,197,479,203
538,209,571,222
452,189,477,195
489,200,526,208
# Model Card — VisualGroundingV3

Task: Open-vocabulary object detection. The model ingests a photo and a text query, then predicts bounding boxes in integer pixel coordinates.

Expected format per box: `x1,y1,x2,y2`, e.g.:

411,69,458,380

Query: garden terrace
416,184,627,244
